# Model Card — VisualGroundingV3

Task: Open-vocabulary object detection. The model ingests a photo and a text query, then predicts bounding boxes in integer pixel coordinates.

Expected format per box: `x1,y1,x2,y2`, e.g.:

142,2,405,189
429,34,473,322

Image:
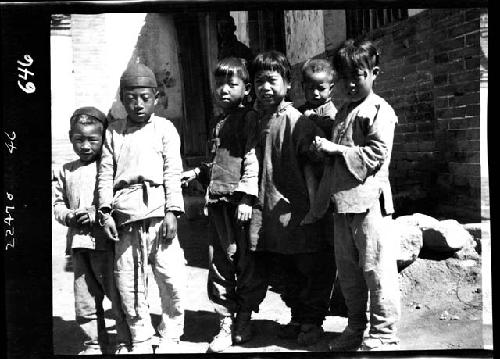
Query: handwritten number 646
17,55,35,94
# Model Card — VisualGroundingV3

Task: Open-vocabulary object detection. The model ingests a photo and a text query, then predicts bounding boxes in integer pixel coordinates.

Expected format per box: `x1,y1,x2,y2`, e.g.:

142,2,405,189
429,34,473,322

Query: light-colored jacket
97,114,184,226
53,159,111,254
313,92,397,216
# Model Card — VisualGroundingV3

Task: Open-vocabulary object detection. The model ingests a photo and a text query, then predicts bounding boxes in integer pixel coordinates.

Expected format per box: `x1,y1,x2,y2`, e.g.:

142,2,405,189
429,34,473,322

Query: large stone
422,219,473,253
392,217,424,271
395,213,440,229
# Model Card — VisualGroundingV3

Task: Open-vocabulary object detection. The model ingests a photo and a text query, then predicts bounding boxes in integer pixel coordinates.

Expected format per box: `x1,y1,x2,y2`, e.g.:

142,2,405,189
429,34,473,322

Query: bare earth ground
52,210,491,355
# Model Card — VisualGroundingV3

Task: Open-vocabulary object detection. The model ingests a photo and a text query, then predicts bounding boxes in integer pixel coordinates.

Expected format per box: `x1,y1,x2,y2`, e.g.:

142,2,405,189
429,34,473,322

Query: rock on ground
422,219,473,253
391,217,423,271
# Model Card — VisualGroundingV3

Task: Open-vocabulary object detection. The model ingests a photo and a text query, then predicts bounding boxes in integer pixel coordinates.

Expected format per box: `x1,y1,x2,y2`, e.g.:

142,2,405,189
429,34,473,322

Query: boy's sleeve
235,111,259,198
342,104,397,182
295,115,323,163
97,128,115,209
53,165,71,226
162,122,185,214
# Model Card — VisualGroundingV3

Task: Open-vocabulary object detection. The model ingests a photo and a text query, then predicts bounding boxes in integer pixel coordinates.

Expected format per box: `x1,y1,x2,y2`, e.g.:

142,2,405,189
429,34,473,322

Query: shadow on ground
53,316,86,355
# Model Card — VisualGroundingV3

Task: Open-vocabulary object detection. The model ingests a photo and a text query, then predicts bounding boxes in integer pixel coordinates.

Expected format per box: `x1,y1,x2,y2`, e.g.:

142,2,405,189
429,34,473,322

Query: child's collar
254,100,291,116
126,114,154,127
304,98,332,110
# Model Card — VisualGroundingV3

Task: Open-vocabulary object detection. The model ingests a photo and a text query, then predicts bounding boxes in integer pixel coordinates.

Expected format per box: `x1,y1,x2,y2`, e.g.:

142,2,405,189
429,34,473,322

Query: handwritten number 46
17,55,35,94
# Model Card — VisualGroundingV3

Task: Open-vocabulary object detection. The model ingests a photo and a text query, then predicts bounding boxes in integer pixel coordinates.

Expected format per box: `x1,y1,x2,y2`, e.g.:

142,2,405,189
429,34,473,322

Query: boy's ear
154,89,160,105
68,130,72,141
244,83,251,96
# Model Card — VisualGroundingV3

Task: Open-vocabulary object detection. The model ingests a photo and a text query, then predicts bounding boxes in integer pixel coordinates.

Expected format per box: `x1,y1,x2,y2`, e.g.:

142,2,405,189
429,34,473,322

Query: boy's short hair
214,57,250,84
251,50,291,83
333,39,380,75
69,106,106,135
301,59,334,83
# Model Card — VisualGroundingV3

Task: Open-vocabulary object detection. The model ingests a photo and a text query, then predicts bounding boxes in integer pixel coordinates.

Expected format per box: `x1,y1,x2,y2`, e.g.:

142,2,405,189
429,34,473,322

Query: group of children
53,38,400,355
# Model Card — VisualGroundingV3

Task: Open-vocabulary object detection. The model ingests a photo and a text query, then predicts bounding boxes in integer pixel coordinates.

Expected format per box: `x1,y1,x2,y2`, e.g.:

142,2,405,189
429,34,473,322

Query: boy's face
121,87,157,123
254,70,290,109
70,122,103,163
214,75,249,111
336,66,379,103
303,71,333,107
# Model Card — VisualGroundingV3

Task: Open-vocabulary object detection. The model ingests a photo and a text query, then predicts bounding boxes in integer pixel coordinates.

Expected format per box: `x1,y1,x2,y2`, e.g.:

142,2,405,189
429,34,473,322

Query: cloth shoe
297,323,324,346
233,312,253,344
114,343,132,355
328,327,364,351
78,344,102,355
128,339,154,354
277,321,301,339
207,316,233,353
359,335,399,351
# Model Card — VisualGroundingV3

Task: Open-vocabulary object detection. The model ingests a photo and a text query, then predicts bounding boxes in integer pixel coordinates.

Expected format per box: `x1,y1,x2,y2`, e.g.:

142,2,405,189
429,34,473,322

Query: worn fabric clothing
333,203,400,339
114,218,187,342
253,248,335,326
297,99,338,136
97,114,187,343
203,108,260,203
207,203,268,316
97,114,184,225
54,160,112,254
312,93,397,218
73,248,131,346
249,102,323,254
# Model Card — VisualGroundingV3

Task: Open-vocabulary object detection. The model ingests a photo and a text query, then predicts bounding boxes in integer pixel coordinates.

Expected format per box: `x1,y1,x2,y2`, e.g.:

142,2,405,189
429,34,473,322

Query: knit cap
70,106,107,125
120,63,158,89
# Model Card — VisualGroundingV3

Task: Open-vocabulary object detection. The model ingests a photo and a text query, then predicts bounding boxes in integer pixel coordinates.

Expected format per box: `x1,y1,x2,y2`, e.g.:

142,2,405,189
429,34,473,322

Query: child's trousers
72,248,131,348
253,249,335,326
333,203,400,340
114,218,187,343
207,203,267,316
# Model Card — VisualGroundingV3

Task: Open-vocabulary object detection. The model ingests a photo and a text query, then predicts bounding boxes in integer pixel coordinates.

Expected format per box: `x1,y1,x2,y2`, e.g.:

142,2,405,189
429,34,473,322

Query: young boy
248,51,335,346
309,39,400,351
53,106,131,355
297,58,347,318
97,63,186,354
297,58,337,136
182,57,264,353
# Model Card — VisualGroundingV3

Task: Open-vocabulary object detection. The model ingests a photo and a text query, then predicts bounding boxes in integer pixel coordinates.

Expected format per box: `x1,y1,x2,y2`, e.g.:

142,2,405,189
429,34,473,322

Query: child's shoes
277,321,301,339
207,315,233,353
127,339,154,354
328,327,364,351
78,344,102,355
297,323,324,346
233,311,253,344
359,335,399,351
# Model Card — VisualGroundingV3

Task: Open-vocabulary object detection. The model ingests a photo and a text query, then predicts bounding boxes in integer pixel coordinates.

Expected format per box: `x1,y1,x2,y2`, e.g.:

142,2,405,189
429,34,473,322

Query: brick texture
322,9,485,222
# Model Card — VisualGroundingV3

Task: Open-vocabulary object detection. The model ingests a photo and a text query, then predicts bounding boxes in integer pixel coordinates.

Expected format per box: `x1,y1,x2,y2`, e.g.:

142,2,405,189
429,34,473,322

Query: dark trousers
207,202,268,316
255,248,336,326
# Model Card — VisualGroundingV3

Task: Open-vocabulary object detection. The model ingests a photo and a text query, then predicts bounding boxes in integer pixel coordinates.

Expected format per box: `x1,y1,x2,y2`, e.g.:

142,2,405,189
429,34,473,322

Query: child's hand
161,212,177,242
65,211,79,228
102,215,119,241
236,203,252,224
304,109,315,117
75,209,91,226
312,136,339,154
300,211,320,226
181,169,198,188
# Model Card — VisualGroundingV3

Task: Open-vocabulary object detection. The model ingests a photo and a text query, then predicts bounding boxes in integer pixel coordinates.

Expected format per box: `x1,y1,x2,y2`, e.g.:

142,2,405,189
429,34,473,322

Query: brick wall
357,9,484,221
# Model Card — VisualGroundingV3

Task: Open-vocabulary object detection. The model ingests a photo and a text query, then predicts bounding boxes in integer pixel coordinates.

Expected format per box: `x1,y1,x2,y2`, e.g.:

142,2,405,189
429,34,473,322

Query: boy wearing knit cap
54,106,131,354
97,63,187,354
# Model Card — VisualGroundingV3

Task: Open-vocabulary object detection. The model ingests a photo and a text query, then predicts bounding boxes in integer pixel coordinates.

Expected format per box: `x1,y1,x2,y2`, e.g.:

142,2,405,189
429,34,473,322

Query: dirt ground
52,209,491,355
